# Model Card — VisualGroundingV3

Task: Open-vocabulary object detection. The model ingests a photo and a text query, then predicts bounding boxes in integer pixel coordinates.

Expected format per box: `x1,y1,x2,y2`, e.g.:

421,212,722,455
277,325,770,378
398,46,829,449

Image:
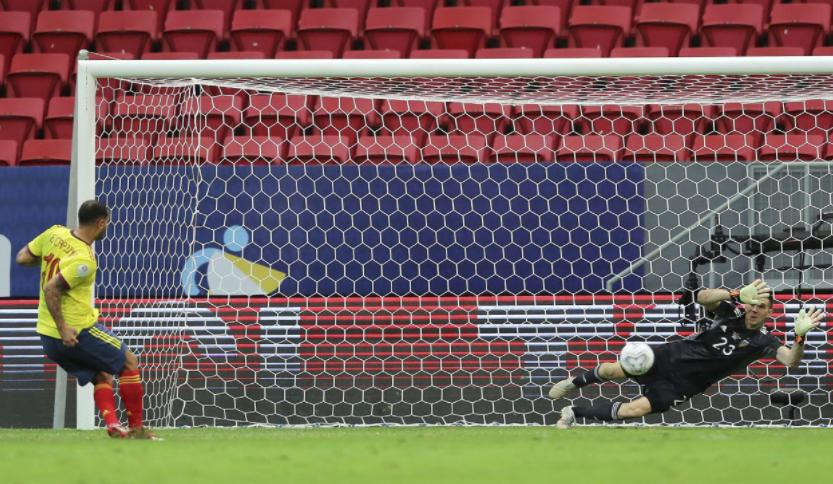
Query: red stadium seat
576,105,644,137
678,47,737,57
163,10,225,58
409,49,470,58
111,94,179,139
623,133,689,162
325,0,374,30
192,0,242,31
0,12,31,75
141,52,201,59
634,3,699,56
0,98,44,149
490,134,555,162
275,50,335,59
444,102,513,142
313,97,380,140
3,1,48,20
610,47,669,57
746,47,805,56
124,0,174,32
33,11,95,58
700,4,763,56
767,4,831,56
64,0,118,13
466,0,511,30
230,9,292,58
812,46,833,55
354,135,420,163
783,100,833,136
716,103,781,144
396,0,441,29
96,136,151,164
261,0,306,26
379,99,445,144
475,47,535,58
0,140,18,167
71,52,134,97
555,135,624,162
690,134,755,162
153,136,218,164
422,134,488,163
543,47,603,58
181,95,243,140
207,51,266,59
222,135,284,164
7,53,70,100
343,49,403,58
244,93,311,140
514,104,579,136
498,6,561,57
431,7,492,57
19,139,73,166
45,97,77,139
297,8,359,58
568,6,632,57
287,135,352,164
758,134,825,161
364,7,426,57
646,104,717,137
527,0,572,31
96,11,158,58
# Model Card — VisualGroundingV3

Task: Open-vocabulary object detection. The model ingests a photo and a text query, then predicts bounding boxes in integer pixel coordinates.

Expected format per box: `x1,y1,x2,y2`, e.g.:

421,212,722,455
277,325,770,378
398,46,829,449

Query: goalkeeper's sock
119,370,144,429
93,383,119,427
573,401,622,421
573,365,604,388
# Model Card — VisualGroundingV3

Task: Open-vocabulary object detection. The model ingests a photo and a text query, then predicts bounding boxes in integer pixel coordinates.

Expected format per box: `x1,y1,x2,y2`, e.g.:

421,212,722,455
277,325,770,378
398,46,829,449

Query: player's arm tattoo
15,245,39,266
44,274,71,331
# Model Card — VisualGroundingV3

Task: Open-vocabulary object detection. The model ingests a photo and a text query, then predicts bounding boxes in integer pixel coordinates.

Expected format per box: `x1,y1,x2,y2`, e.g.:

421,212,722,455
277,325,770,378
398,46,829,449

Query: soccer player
15,200,158,439
549,279,825,428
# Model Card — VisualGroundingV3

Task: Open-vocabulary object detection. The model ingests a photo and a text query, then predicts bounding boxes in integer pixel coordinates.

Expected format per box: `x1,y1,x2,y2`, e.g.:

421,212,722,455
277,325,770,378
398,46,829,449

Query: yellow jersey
27,225,99,338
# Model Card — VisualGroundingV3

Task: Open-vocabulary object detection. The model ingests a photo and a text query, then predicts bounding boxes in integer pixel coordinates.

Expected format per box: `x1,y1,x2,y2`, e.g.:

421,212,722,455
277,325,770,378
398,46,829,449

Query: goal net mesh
91,69,833,427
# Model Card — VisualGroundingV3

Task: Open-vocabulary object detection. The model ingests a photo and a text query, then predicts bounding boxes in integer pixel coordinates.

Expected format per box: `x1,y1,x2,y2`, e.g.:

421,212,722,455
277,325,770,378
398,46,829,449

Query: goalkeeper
549,279,824,428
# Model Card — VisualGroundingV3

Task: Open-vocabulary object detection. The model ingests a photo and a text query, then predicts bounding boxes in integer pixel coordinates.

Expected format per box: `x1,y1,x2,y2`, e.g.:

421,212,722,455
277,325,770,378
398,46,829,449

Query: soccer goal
65,52,833,428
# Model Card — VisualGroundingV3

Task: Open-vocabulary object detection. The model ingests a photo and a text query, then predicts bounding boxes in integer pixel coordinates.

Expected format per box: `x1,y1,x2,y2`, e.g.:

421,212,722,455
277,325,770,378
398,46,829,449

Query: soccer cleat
548,377,578,399
556,406,576,429
106,423,128,438
127,427,162,441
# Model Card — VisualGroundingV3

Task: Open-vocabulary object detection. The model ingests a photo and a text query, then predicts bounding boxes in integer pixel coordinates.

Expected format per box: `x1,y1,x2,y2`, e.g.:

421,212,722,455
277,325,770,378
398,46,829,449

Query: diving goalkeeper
549,279,825,428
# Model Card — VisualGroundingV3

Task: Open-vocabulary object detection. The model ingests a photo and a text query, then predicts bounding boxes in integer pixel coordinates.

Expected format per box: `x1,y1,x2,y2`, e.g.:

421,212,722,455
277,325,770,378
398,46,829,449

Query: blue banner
4,163,645,298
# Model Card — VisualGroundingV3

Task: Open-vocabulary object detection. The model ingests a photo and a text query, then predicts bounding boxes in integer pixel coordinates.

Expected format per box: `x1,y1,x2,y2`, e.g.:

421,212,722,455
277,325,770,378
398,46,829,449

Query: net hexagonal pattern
91,72,833,427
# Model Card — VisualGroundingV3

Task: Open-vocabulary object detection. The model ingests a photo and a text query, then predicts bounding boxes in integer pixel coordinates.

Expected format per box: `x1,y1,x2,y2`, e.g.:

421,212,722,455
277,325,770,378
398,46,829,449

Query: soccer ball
618,342,654,376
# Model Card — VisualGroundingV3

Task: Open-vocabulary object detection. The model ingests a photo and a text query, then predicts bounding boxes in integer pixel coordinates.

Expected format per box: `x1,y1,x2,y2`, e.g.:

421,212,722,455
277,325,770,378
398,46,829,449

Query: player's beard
94,226,107,241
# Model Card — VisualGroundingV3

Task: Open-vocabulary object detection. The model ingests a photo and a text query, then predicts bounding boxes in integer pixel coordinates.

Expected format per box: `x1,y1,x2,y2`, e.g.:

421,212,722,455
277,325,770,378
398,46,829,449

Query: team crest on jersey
77,264,89,277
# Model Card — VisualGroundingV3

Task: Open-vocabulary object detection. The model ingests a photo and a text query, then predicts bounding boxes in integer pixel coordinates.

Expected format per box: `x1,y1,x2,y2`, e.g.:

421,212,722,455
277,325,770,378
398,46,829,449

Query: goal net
80,57,833,427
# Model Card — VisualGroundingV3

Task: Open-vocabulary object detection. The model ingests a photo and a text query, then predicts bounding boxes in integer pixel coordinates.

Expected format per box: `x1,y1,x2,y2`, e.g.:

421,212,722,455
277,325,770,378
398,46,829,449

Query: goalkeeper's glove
794,307,824,344
735,279,770,305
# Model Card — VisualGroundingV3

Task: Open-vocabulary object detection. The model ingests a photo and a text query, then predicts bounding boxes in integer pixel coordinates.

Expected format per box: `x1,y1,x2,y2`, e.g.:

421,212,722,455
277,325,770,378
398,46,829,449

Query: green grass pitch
2,427,832,484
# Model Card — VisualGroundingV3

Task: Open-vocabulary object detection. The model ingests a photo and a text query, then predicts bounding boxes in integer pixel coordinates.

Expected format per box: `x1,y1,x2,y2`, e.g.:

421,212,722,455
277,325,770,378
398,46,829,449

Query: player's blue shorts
40,324,127,386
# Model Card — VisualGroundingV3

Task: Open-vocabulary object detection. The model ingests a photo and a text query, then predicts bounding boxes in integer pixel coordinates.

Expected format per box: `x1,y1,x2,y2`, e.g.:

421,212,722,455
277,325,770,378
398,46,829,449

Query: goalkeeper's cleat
106,423,128,439
127,427,162,441
556,406,576,429
548,377,578,400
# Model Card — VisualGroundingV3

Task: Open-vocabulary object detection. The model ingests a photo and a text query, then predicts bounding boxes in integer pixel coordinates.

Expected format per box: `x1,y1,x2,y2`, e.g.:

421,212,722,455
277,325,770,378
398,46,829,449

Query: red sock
93,383,118,427
119,370,144,429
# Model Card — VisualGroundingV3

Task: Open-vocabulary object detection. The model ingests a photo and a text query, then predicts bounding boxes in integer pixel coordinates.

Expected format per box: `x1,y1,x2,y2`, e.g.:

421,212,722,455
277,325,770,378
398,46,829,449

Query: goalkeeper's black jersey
662,301,782,389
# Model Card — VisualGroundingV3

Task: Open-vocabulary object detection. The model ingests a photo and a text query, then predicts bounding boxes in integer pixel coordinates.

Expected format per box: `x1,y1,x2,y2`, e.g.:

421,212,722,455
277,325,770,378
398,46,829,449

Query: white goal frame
63,52,833,429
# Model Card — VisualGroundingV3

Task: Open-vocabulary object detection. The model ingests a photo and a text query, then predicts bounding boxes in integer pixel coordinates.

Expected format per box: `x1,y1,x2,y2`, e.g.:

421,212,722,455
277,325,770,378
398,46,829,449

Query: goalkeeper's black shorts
631,344,706,414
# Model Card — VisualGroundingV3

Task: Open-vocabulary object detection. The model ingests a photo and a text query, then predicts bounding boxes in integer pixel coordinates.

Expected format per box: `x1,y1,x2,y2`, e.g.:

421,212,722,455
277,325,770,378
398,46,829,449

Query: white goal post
64,52,833,429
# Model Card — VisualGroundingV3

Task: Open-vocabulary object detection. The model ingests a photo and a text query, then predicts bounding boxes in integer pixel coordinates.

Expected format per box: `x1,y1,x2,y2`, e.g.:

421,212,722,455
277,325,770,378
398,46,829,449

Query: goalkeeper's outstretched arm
696,279,771,312
776,307,825,368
